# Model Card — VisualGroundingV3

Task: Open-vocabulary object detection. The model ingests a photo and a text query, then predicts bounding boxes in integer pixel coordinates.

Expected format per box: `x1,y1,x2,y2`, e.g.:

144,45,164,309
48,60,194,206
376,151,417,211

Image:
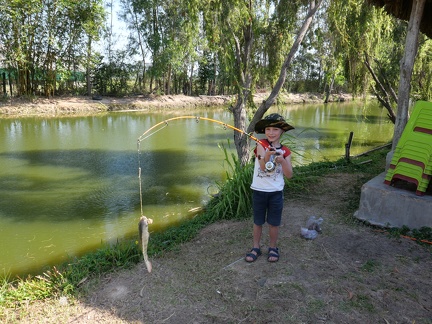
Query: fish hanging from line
136,115,277,274
138,215,153,273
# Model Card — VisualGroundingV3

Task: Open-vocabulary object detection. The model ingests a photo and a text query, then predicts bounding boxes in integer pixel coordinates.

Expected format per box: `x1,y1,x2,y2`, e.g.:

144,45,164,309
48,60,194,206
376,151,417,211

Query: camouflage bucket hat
254,113,294,134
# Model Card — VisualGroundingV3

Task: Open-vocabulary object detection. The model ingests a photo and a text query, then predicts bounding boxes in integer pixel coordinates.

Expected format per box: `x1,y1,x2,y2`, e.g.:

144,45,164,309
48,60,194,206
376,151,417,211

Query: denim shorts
252,190,283,226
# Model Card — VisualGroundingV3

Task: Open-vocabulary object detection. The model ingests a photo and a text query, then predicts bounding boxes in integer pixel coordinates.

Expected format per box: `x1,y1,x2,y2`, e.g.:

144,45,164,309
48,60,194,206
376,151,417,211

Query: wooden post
345,131,354,161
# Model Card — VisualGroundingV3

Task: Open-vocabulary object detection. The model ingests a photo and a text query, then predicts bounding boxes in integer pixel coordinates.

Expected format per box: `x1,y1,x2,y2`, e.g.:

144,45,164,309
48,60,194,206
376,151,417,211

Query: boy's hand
266,147,283,158
265,150,275,159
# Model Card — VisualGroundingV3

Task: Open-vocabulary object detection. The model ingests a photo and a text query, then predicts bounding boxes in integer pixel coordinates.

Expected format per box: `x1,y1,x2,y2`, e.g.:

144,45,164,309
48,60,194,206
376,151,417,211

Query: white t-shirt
250,145,291,192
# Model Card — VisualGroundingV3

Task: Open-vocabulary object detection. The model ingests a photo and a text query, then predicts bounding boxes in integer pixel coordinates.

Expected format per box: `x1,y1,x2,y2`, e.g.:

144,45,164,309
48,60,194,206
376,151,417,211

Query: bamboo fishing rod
136,115,270,216
137,115,270,149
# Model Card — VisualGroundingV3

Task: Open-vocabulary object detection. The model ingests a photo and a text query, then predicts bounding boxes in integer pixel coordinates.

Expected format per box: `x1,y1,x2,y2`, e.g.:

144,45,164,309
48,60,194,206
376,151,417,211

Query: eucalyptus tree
0,0,105,96
257,0,300,89
198,51,216,95
300,1,345,101
202,0,270,163
202,0,322,165
84,0,106,95
162,0,200,95
248,1,323,139
119,0,200,94
0,0,44,95
61,0,105,94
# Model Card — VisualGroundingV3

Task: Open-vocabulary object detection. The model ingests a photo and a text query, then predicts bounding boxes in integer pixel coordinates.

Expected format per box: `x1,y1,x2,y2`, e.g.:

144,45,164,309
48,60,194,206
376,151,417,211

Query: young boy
245,113,294,263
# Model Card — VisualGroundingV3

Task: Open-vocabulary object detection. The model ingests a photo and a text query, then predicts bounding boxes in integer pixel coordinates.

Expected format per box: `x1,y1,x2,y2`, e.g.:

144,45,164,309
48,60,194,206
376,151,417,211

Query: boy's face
265,127,284,142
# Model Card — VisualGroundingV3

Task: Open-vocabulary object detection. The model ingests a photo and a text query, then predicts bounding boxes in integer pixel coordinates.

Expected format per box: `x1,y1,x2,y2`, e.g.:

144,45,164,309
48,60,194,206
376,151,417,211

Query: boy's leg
251,190,266,247
267,191,283,262
269,224,279,248
245,224,263,262
253,224,263,248
268,225,279,262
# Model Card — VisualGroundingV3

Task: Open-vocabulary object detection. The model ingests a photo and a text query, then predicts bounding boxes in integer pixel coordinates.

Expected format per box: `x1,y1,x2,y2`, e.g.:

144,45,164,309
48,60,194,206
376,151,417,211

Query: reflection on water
285,102,393,163
0,102,393,276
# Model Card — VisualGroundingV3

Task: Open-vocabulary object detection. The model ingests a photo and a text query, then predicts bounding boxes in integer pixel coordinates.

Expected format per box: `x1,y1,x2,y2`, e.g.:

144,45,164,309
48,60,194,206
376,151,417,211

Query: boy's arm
256,143,274,171
280,154,293,179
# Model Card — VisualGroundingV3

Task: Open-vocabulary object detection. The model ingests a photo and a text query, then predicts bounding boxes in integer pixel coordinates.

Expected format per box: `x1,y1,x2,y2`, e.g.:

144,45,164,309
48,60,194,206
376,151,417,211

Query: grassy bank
1,146,431,314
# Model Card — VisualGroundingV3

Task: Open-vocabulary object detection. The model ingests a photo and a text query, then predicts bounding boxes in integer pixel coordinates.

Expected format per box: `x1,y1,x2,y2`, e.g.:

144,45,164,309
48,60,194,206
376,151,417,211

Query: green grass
360,259,380,273
0,240,141,308
1,145,431,310
345,294,376,312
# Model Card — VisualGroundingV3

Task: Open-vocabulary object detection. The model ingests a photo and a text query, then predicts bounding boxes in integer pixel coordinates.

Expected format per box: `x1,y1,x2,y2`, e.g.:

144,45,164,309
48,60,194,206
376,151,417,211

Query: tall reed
204,143,254,221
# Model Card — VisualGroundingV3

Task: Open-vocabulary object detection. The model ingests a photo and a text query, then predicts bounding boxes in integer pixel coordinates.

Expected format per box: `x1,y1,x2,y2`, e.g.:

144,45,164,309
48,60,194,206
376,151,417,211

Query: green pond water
0,101,394,276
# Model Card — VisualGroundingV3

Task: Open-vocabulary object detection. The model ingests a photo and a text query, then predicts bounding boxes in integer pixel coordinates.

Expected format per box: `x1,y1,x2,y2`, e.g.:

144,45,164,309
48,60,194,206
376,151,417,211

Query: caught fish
138,215,153,273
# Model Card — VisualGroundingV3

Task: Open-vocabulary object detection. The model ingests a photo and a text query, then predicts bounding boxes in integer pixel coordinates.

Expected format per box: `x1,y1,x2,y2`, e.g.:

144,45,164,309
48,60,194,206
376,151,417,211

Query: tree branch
363,53,396,123
248,0,323,133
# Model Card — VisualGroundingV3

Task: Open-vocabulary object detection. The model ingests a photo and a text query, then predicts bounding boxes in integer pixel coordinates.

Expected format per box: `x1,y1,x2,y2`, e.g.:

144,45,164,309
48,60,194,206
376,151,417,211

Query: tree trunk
131,8,147,93
227,0,322,165
86,36,92,96
2,72,6,96
143,64,146,93
150,74,154,93
228,0,254,166
9,74,13,96
231,96,250,166
392,0,426,150
166,64,172,95
324,73,335,104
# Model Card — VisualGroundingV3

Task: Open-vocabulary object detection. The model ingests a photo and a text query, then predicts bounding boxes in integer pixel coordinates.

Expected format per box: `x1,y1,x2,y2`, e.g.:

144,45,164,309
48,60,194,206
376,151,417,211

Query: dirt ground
2,94,432,323
5,173,432,324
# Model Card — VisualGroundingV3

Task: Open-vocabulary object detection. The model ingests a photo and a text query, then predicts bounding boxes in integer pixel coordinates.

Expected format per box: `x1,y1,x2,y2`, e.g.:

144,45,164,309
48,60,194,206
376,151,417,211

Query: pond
0,100,394,276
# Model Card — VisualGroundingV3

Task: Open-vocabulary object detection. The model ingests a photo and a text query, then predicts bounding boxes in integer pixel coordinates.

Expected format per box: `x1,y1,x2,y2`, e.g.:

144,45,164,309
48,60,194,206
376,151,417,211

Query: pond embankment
0,92,353,117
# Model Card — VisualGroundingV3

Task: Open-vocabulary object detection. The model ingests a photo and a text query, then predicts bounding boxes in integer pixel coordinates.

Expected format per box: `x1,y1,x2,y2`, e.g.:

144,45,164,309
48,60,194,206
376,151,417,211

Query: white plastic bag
301,216,324,240
301,227,318,239
307,216,323,233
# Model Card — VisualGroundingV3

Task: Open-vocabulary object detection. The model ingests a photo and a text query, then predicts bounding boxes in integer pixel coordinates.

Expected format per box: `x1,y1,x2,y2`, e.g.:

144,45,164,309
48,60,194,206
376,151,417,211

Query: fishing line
136,115,270,216
138,123,169,141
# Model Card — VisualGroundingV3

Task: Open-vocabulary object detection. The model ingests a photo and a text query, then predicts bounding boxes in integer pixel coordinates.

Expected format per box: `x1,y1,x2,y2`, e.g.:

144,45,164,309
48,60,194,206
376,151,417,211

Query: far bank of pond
0,99,393,277
0,92,352,116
